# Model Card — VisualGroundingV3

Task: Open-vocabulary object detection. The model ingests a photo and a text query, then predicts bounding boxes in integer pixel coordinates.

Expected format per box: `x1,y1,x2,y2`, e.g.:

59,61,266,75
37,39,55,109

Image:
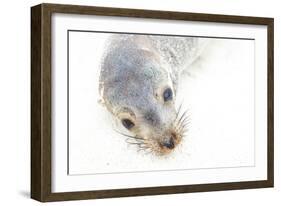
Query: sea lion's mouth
125,129,184,155
156,131,183,155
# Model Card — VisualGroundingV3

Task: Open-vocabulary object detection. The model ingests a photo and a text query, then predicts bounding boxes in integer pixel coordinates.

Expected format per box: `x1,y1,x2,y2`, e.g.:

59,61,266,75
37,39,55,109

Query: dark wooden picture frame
31,3,274,202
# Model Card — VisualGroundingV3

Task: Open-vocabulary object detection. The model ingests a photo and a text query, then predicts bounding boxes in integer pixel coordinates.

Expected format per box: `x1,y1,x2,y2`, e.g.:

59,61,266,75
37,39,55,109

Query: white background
0,0,280,205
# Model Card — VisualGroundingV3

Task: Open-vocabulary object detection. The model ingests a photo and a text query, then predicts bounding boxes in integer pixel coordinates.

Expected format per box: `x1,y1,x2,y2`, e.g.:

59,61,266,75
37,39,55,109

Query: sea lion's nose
162,137,175,149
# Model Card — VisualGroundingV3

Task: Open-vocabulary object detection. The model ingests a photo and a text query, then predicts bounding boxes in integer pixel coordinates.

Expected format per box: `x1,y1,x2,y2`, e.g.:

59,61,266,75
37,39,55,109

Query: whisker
179,125,189,132
182,118,191,125
178,110,188,124
173,102,191,140
177,108,191,126
175,102,183,120
113,129,145,140
132,136,145,141
125,138,143,144
174,113,187,129
181,114,191,122
178,122,190,131
137,148,145,152
137,145,150,152
175,119,188,131
113,129,135,138
178,125,189,133
138,149,149,153
126,136,143,141
138,145,149,149
180,119,191,128
128,142,144,146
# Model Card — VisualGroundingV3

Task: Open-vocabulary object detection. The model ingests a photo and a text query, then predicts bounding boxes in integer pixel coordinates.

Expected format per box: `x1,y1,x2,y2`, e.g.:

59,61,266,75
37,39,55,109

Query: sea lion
99,34,207,155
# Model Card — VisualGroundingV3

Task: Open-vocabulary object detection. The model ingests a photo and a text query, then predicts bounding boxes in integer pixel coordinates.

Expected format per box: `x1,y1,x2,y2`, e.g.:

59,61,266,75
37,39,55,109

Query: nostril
162,138,175,149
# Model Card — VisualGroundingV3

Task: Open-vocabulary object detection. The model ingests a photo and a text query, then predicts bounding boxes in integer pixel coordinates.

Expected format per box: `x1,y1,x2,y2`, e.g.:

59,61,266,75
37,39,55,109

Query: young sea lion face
100,41,187,155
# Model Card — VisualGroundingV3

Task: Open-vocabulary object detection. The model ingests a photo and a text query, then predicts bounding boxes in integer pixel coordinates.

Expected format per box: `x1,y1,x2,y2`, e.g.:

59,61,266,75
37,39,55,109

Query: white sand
68,32,255,175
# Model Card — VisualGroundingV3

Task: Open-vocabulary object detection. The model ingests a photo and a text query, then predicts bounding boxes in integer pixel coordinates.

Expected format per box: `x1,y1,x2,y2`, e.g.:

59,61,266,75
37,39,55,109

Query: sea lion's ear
98,98,105,107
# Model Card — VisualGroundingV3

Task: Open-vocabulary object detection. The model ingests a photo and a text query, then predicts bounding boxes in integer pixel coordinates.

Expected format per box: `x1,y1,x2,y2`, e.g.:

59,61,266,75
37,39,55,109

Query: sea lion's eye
163,88,173,102
121,119,135,130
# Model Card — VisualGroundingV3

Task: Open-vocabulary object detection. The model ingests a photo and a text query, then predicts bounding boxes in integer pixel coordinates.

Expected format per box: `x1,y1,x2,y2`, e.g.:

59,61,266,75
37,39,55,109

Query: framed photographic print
31,3,274,202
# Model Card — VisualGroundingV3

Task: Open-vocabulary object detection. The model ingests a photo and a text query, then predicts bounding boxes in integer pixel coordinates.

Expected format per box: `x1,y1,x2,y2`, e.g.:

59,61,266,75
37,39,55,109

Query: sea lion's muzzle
154,126,185,155
120,103,188,156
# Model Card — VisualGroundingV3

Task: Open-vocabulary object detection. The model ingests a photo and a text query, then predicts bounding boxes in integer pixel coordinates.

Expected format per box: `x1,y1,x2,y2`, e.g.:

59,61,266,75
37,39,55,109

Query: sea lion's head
99,36,188,155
